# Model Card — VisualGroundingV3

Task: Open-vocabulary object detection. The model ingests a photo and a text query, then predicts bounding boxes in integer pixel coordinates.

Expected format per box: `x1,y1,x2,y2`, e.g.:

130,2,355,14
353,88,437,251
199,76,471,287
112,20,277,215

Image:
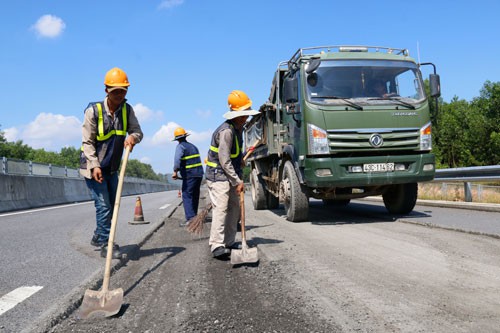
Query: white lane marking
159,204,171,210
0,202,92,217
0,286,43,316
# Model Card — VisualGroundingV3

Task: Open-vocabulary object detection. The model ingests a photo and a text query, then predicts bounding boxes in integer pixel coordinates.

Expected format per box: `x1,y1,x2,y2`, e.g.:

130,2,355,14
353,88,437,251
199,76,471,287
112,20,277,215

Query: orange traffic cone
129,196,150,225
178,189,181,198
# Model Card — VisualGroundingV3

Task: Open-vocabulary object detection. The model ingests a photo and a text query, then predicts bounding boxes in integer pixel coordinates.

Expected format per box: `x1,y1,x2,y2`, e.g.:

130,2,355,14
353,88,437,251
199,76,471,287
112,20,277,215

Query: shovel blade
230,246,259,265
79,288,124,319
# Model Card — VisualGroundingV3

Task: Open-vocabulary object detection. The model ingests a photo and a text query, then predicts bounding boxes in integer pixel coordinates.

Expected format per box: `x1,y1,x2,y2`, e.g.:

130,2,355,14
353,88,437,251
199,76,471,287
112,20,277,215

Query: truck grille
327,128,420,152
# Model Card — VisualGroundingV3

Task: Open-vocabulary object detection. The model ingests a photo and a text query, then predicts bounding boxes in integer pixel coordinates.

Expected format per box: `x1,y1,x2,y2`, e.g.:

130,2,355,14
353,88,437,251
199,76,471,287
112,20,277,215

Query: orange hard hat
228,90,252,111
104,67,130,87
173,127,189,141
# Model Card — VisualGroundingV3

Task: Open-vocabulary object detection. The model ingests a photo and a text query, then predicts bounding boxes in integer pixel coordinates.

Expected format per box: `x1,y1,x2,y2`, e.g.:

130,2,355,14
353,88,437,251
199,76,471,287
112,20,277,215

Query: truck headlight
307,124,329,155
420,122,432,151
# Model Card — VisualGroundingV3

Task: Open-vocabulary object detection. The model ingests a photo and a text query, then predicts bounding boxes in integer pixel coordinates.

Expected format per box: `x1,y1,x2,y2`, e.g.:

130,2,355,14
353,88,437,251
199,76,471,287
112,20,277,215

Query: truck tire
250,168,267,210
281,161,309,222
382,183,418,214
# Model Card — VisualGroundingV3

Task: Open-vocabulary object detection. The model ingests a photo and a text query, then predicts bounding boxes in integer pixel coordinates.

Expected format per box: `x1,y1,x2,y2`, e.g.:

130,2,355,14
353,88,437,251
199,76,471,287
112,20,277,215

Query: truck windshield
305,59,425,106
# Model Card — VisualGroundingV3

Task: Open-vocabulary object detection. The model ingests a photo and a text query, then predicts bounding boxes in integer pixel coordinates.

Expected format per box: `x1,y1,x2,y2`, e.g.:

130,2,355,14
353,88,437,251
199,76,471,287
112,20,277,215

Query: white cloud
133,103,162,122
31,15,66,38
22,113,81,150
158,0,184,10
151,122,180,145
150,121,212,146
140,156,152,164
3,127,19,142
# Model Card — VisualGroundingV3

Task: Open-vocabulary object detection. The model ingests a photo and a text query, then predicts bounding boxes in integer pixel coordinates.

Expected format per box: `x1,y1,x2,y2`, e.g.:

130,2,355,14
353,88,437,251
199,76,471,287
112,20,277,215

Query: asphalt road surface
40,194,500,333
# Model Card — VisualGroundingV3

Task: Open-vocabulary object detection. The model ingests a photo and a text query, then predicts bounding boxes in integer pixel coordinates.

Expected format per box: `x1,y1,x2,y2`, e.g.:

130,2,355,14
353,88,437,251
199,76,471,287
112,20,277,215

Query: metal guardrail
433,165,500,182
432,165,500,202
1,156,170,186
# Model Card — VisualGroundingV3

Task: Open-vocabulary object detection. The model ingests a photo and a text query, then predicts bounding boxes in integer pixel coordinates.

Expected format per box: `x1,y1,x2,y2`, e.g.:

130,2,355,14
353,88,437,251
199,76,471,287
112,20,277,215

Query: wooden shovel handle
239,191,246,242
243,140,260,163
102,145,131,292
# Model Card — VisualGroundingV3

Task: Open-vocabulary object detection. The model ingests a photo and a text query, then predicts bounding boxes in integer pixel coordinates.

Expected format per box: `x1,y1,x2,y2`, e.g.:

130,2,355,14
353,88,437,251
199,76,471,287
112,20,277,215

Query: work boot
100,243,122,259
179,220,191,227
212,246,231,260
90,234,106,247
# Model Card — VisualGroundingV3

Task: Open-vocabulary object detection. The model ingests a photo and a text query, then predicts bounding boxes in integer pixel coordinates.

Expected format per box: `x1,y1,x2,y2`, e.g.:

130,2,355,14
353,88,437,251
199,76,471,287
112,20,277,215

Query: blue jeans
182,177,202,221
85,171,118,243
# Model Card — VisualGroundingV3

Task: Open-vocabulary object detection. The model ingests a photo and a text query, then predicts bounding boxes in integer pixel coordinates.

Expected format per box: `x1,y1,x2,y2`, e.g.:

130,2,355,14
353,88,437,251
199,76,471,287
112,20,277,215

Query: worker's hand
236,182,245,194
124,136,136,152
172,171,178,180
92,167,103,183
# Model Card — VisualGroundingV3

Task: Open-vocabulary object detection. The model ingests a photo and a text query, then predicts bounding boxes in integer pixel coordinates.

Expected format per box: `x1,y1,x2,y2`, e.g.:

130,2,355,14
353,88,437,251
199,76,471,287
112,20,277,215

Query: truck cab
245,46,441,221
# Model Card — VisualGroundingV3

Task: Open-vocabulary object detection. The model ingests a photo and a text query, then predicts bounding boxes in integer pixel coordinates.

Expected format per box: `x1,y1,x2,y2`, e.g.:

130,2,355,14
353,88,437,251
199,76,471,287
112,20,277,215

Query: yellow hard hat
173,127,189,141
104,67,130,87
228,90,252,111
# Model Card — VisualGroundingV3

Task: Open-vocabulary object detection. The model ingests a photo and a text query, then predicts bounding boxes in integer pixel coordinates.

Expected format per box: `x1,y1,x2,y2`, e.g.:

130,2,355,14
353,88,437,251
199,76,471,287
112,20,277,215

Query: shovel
79,145,131,319
231,191,259,264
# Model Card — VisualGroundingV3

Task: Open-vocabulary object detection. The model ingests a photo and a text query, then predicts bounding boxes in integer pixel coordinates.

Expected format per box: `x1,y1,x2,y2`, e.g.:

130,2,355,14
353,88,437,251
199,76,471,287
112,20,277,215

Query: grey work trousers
207,180,240,252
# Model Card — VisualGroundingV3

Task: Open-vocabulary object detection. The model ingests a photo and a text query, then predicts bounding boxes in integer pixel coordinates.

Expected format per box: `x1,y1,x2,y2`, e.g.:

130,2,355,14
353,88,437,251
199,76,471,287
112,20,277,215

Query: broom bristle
187,203,212,235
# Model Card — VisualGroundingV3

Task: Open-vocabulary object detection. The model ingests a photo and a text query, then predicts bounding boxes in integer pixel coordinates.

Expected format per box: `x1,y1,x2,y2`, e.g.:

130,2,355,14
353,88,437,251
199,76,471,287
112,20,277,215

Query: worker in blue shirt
172,127,204,226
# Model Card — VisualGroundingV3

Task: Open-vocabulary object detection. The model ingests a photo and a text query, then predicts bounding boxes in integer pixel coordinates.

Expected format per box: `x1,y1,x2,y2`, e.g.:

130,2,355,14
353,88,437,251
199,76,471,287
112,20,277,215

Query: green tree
470,81,500,165
126,159,161,180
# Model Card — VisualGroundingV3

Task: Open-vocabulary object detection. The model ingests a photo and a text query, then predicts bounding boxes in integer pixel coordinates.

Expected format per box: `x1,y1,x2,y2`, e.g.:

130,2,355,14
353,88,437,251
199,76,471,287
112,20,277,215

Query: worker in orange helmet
205,90,260,259
172,127,204,226
80,67,143,259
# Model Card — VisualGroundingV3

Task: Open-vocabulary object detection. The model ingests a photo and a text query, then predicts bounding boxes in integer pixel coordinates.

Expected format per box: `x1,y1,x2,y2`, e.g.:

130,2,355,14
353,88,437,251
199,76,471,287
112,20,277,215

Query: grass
418,183,500,204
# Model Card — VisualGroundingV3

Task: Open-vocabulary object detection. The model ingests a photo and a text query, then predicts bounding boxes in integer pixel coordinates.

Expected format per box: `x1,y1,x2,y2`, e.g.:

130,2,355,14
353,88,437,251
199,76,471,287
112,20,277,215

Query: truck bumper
302,153,435,187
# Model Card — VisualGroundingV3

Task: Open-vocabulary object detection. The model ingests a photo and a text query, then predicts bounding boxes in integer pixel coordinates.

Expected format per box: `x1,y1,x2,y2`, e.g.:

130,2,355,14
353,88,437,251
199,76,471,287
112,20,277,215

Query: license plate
363,163,395,172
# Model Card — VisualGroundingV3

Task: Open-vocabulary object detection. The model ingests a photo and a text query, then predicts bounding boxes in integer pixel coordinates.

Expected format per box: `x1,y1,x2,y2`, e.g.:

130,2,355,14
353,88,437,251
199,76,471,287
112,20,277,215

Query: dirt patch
48,205,338,333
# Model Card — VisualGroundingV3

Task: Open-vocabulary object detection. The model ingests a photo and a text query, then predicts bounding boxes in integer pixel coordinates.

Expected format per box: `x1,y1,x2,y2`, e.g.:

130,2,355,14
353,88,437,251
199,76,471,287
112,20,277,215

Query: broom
187,140,259,236
187,202,212,235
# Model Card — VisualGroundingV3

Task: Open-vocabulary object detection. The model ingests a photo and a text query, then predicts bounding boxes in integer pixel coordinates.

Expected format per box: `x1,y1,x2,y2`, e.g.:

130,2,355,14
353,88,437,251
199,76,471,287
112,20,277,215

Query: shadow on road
261,200,432,226
123,246,185,296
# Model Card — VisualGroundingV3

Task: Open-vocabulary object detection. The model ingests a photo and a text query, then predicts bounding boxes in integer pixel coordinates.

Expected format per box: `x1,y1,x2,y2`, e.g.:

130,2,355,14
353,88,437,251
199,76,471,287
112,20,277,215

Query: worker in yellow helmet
172,127,204,226
205,90,259,259
80,67,143,259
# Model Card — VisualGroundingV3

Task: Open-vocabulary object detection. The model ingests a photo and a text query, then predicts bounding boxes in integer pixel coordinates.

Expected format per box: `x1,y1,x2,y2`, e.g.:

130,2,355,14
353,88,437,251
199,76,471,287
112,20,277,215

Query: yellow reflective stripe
209,137,240,158
121,103,127,132
181,154,200,160
186,163,202,169
206,161,217,167
96,103,105,141
96,103,127,141
231,138,240,158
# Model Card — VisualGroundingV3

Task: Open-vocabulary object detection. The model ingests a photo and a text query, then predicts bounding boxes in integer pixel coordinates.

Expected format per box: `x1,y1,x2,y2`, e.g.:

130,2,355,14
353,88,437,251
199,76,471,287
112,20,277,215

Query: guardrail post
29,161,33,175
2,157,6,174
464,182,472,202
477,184,483,201
441,183,447,200
49,164,52,176
65,166,68,177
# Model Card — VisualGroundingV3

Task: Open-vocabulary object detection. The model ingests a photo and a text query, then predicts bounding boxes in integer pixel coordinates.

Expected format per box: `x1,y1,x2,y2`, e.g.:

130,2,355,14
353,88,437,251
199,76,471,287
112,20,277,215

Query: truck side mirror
429,74,441,98
284,76,298,104
305,58,321,74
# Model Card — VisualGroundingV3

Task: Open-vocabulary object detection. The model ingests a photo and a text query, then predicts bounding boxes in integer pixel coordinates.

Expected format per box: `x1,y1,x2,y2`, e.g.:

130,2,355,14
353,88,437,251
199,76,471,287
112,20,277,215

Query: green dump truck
244,45,441,221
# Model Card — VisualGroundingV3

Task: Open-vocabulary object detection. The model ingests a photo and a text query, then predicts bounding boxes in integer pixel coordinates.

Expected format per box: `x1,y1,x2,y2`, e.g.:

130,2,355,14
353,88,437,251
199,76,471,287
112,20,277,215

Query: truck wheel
382,183,418,214
250,168,267,210
281,161,309,222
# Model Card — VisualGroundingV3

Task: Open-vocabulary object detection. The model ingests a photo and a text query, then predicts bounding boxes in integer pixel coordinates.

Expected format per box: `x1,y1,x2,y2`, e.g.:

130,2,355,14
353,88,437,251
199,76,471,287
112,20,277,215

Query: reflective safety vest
80,101,130,173
205,121,242,182
175,141,204,179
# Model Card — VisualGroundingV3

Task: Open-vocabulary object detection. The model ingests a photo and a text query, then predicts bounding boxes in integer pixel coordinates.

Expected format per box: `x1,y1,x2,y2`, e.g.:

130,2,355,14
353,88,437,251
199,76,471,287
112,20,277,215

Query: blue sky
1,0,499,174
